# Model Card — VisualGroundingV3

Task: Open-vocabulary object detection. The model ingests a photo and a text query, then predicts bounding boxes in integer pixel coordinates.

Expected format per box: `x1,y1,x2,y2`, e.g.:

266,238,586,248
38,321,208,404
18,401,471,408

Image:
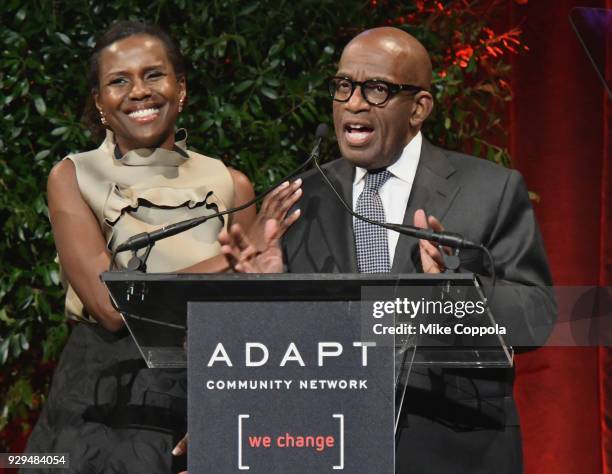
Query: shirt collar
354,131,422,184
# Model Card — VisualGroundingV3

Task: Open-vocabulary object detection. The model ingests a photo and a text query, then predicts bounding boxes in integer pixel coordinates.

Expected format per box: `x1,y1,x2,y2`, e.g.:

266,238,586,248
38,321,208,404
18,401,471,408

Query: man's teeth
347,125,371,132
128,108,159,118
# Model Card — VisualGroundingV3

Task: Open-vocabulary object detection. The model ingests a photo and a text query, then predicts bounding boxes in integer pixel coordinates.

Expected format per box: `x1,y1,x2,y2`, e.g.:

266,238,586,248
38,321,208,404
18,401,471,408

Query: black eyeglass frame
328,76,426,106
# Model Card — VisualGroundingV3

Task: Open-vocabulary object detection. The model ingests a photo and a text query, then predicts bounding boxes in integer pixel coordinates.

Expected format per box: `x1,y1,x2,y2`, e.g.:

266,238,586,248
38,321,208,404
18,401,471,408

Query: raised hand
247,179,302,251
219,219,284,273
413,209,450,274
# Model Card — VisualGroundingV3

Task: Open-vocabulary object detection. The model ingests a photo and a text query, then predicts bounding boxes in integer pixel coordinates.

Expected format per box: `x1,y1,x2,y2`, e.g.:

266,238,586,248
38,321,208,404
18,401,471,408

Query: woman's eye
109,77,127,86
147,71,164,80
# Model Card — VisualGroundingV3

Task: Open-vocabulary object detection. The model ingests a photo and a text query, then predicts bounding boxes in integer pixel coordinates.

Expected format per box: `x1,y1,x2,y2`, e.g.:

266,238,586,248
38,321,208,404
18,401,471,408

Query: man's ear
410,91,434,128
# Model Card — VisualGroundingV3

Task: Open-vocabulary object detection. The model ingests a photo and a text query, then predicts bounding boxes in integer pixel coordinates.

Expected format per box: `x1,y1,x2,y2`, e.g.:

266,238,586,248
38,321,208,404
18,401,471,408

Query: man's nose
345,85,370,112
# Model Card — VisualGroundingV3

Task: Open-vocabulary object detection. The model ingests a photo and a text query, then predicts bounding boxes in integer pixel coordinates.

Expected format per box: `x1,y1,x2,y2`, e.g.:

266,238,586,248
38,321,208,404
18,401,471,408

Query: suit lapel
319,159,358,272
391,139,460,273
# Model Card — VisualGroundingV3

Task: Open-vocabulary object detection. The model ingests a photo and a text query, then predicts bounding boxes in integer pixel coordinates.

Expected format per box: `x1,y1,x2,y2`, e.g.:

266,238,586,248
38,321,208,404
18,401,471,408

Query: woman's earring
178,97,185,113
99,110,108,126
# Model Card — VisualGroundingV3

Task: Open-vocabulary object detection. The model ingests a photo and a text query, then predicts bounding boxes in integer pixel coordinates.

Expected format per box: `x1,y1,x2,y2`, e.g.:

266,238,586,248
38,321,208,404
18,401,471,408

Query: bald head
332,27,434,169
342,27,432,90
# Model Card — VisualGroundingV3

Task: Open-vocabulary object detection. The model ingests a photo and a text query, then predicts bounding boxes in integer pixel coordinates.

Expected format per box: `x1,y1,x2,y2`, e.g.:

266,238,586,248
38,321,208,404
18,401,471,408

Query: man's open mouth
344,123,374,146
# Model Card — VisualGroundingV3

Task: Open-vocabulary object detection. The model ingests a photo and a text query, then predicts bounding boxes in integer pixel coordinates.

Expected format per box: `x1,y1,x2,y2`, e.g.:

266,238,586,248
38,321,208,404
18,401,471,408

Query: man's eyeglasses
328,76,425,106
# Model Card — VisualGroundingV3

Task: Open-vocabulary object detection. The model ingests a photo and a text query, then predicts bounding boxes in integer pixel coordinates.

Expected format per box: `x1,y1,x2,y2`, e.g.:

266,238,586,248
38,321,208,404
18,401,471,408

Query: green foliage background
0,0,519,447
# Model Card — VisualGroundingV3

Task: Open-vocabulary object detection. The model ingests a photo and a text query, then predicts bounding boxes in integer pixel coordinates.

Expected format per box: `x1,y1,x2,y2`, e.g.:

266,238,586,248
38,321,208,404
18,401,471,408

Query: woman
25,21,301,473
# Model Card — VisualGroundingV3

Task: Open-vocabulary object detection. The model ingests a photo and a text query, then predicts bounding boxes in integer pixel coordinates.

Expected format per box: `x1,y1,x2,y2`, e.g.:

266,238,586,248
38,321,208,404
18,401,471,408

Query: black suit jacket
282,139,556,473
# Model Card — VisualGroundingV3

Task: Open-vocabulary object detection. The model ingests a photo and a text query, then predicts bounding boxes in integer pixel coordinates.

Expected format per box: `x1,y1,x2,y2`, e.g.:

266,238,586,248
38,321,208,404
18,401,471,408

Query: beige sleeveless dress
26,130,234,473
63,128,234,321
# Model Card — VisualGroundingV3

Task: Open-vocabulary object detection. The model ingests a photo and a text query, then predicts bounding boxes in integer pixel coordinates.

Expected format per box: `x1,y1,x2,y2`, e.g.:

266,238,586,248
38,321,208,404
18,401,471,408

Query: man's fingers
415,210,443,231
419,241,443,273
415,209,445,274
414,210,450,257
413,209,428,229
420,240,444,264
424,216,452,255
172,434,188,456
427,215,444,232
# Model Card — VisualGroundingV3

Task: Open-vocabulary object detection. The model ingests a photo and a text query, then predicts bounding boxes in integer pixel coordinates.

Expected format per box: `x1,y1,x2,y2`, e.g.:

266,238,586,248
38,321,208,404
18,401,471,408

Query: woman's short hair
82,21,186,140
89,21,186,90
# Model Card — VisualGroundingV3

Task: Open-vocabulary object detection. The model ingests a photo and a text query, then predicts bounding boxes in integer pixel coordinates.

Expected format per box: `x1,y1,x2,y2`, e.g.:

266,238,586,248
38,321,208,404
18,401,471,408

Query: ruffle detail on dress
102,184,224,227
101,128,189,165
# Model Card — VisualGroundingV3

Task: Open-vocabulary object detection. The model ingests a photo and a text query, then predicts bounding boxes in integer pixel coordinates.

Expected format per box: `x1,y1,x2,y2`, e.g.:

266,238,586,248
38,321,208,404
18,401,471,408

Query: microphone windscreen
315,123,329,140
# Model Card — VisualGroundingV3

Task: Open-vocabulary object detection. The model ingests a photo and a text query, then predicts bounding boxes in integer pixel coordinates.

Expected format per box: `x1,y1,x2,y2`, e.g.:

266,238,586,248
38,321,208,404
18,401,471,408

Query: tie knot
364,169,392,192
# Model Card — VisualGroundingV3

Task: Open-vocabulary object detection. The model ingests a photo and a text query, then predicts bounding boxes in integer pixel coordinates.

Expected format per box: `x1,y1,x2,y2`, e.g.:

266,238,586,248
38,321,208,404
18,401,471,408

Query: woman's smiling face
94,34,186,154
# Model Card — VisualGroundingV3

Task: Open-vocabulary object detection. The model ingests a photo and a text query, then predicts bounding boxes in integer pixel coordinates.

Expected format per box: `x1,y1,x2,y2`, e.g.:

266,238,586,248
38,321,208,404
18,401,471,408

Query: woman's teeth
128,108,159,118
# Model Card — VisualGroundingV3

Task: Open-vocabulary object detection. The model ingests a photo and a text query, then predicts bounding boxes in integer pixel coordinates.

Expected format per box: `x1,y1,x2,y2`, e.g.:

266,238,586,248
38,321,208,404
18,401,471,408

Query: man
220,27,556,473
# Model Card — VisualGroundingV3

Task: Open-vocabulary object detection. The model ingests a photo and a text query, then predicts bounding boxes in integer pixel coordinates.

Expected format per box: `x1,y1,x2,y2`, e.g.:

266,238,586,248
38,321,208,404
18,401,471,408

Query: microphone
114,124,330,254
312,152,481,250
315,123,329,141
314,123,329,151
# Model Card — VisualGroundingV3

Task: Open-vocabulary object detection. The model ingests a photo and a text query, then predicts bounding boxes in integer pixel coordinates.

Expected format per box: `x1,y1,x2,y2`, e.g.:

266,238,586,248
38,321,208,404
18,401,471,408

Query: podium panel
102,272,512,370
102,272,513,470
187,300,394,473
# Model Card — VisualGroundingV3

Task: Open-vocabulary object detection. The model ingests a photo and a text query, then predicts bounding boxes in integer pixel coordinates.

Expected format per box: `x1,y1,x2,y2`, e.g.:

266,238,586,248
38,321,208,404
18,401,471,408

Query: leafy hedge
0,0,522,449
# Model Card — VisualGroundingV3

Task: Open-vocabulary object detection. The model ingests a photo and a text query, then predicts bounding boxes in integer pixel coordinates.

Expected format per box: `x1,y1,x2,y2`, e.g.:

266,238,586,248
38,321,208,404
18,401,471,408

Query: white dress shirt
352,132,422,266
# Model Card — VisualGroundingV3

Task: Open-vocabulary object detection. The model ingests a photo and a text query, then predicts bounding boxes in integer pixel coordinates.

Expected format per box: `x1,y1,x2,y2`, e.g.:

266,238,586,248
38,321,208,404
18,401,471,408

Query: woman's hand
219,220,284,273
247,179,302,252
